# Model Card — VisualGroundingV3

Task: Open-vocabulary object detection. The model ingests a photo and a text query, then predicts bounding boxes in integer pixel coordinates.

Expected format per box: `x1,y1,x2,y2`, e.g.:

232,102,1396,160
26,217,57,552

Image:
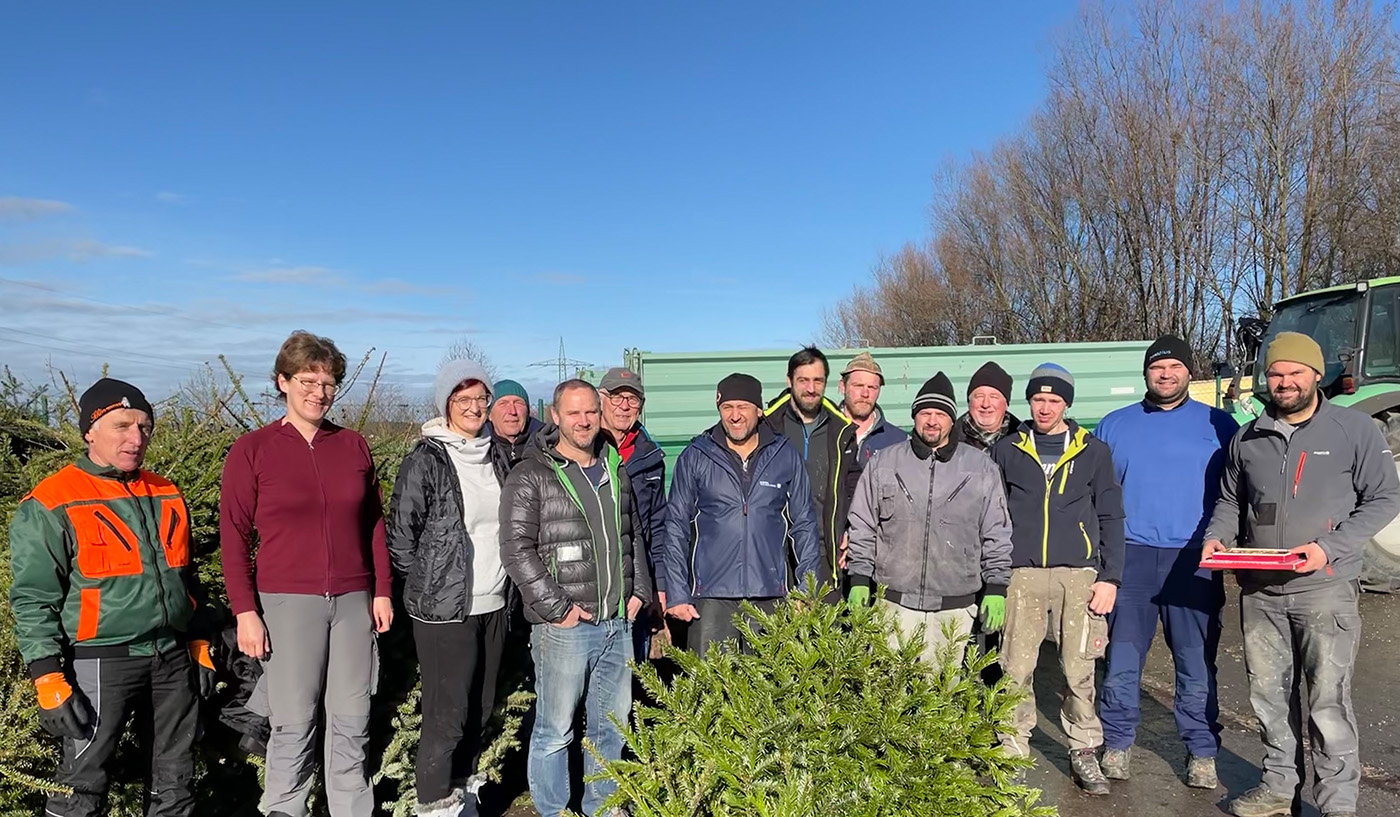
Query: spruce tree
592,583,1055,817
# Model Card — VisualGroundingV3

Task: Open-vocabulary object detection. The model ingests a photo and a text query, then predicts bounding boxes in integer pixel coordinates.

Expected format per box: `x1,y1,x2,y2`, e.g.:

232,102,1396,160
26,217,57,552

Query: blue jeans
528,618,633,817
1100,544,1224,756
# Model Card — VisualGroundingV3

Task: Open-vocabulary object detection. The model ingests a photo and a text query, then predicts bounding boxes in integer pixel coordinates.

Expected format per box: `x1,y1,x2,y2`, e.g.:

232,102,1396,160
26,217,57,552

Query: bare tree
826,0,1400,364
439,337,500,382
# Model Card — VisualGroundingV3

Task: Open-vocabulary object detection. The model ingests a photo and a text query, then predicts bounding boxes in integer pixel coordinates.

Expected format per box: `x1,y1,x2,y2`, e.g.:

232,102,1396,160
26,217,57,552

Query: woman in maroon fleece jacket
219,330,393,817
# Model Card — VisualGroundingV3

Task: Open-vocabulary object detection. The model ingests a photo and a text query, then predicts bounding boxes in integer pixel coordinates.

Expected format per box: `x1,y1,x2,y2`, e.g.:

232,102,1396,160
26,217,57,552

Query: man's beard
917,428,949,449
795,394,822,417
1272,382,1318,414
564,428,597,451
724,423,756,443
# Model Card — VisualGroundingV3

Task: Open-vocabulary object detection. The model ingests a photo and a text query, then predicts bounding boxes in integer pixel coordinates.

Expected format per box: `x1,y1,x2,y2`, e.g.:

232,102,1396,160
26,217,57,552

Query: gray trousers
879,599,977,667
257,591,379,817
1241,580,1362,814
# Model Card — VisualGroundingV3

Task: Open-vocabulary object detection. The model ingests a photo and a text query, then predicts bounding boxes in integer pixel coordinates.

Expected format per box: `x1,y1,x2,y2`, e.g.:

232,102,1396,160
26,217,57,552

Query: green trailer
624,339,1152,479
1223,276,1400,591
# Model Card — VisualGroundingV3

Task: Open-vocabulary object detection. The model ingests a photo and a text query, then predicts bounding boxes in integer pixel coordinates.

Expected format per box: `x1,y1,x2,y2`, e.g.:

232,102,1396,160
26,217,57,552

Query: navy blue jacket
854,408,909,468
662,423,821,605
615,424,668,591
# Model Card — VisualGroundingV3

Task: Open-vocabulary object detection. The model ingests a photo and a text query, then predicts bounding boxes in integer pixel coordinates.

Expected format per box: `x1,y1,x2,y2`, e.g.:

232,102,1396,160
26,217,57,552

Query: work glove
846,585,872,608
978,594,1006,633
34,672,93,740
189,639,216,699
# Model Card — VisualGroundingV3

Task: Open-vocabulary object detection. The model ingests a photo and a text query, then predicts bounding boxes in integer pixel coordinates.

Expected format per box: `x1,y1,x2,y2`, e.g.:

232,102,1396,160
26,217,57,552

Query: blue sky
0,1,1076,404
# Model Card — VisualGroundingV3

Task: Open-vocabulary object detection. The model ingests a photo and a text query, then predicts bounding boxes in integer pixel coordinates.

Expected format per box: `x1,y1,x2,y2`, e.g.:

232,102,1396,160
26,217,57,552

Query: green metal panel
633,340,1153,466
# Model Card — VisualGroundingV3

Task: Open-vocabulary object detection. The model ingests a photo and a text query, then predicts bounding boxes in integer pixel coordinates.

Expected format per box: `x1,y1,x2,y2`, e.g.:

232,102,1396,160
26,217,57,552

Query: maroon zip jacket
219,419,392,615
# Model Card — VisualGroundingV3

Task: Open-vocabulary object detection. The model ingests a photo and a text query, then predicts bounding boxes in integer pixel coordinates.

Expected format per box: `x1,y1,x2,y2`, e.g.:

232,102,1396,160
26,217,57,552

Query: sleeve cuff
27,655,62,680
850,574,874,590
1096,574,1121,587
983,583,1008,597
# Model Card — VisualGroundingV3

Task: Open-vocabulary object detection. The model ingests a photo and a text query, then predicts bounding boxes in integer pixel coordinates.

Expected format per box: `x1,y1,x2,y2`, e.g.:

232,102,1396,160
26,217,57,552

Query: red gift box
1199,548,1307,571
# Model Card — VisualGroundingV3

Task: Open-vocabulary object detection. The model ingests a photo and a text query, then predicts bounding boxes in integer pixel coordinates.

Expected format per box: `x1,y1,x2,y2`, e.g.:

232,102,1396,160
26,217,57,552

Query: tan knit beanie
1263,331,1324,374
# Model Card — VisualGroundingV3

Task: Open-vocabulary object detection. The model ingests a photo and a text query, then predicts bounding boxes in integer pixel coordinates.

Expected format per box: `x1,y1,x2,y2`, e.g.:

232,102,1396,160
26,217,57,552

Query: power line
0,329,207,375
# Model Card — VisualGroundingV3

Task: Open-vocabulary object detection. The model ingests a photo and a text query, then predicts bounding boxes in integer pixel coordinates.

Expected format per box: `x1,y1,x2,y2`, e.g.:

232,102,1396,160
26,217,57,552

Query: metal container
626,340,1152,466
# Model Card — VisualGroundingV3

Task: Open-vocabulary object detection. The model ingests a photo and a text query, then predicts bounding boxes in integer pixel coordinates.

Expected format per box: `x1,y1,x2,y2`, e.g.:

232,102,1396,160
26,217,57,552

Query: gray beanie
433,359,492,418
1025,362,1075,406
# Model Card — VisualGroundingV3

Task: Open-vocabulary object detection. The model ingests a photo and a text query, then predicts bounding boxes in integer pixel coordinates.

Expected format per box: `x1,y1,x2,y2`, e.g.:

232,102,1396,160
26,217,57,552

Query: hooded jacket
763,391,860,586
387,419,512,623
1205,395,1400,593
662,423,822,605
499,425,652,624
847,437,1013,612
990,421,1126,584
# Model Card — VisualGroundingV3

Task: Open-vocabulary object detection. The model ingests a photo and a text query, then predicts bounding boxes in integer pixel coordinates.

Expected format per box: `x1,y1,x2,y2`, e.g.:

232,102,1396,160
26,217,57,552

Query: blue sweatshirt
1094,398,1239,549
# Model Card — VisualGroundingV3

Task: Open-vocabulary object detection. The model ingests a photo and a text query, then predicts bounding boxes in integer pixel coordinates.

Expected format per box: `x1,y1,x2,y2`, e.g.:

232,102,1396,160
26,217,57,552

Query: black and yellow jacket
764,391,860,586
989,421,1126,585
8,457,200,678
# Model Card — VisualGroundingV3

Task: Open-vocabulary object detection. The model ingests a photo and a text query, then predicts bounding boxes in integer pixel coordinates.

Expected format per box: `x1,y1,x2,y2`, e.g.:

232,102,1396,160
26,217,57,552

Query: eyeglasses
292,376,339,395
606,393,642,409
450,395,492,409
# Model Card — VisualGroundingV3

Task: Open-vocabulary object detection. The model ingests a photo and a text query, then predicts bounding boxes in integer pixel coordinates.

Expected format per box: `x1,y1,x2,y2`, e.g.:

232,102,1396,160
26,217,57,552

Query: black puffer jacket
500,425,653,625
387,432,511,622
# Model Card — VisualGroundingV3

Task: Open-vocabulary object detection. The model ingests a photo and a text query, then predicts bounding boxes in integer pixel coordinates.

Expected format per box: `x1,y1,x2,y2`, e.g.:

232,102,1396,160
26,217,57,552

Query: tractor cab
1222,276,1400,592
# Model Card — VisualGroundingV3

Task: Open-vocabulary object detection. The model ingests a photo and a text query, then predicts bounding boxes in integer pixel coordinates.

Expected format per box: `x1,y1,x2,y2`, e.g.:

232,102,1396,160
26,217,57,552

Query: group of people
7,328,1395,817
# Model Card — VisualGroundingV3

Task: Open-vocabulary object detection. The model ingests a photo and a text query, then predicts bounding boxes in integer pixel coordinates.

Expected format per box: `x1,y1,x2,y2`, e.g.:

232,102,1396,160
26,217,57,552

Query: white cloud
156,191,187,204
236,265,345,285
0,239,154,266
363,277,469,298
0,196,75,221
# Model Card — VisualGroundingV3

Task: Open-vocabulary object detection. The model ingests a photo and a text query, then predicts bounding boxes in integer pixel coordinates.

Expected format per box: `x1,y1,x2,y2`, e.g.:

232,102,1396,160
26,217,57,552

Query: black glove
35,672,93,740
188,640,216,699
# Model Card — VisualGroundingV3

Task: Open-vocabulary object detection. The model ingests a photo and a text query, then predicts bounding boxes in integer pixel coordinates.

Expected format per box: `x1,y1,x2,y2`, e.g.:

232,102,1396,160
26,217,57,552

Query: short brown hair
273,330,347,397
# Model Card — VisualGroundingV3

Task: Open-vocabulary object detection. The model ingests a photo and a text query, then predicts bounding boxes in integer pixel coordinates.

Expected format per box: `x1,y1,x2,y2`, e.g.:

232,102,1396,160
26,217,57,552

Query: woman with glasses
219,330,393,817
387,358,510,817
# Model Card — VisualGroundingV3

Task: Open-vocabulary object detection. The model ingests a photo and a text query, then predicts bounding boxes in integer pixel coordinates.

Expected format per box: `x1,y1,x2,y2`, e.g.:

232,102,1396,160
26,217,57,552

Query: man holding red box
1204,332,1400,817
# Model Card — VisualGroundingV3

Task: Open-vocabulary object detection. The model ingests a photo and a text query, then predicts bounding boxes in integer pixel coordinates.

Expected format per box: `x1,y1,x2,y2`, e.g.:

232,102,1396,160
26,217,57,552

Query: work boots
1186,754,1218,789
1100,746,1131,780
1228,785,1294,817
1070,747,1111,795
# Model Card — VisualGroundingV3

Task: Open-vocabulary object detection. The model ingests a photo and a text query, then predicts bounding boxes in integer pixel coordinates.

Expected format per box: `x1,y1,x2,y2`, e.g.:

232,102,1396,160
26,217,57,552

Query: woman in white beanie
387,359,511,817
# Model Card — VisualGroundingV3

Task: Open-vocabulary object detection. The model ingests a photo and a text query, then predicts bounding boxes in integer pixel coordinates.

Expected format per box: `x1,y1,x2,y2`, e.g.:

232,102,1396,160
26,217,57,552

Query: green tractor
1221,276,1400,592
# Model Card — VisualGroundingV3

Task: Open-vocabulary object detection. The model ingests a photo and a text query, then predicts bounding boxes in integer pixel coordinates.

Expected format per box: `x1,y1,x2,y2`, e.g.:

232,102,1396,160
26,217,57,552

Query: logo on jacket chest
758,480,784,489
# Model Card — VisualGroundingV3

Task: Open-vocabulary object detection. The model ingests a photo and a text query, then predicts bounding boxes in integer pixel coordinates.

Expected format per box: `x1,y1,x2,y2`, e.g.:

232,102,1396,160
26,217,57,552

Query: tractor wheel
1361,410,1400,592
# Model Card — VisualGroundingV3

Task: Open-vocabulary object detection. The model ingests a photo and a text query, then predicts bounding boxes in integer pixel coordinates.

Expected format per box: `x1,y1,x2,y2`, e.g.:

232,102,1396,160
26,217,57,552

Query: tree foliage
594,584,1052,817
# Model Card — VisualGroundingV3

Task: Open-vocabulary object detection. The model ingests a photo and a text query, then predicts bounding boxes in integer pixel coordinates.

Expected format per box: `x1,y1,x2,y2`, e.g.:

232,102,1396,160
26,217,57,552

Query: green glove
847,585,871,608
979,594,1006,632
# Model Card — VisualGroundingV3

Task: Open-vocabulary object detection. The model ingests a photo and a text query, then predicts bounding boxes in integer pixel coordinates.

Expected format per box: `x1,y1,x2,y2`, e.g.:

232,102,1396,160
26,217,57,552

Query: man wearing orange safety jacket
8,378,213,817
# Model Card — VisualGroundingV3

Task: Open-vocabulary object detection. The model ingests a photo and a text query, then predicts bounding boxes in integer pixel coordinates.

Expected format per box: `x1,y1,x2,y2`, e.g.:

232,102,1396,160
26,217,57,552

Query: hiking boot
1101,746,1131,780
1228,786,1294,817
1070,748,1111,796
1186,754,1218,789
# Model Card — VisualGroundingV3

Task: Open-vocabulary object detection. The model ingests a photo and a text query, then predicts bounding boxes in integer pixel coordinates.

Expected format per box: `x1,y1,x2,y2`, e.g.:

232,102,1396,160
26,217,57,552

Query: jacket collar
910,434,959,462
1011,419,1088,467
765,389,851,430
76,454,139,481
1255,393,1331,435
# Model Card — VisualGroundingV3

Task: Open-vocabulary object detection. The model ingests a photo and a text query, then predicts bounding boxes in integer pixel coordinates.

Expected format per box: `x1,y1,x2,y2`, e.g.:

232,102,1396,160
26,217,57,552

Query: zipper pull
743,500,748,516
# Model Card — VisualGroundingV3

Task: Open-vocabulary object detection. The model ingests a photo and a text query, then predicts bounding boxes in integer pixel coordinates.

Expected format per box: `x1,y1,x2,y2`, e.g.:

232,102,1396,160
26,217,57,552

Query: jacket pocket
67,506,143,579
157,498,189,568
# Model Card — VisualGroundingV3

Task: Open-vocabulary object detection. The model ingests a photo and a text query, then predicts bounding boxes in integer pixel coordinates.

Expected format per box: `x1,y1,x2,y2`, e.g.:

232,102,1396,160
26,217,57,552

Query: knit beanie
79,378,155,434
1264,331,1325,375
911,372,957,420
716,373,763,408
1145,334,1194,373
492,379,529,404
434,359,492,418
1025,363,1075,407
967,361,1013,401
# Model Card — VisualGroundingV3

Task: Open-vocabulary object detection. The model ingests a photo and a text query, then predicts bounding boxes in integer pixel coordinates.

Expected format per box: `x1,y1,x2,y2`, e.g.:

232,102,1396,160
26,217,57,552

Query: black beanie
1145,334,1194,373
716,373,763,408
911,372,957,420
79,378,155,434
967,361,1013,401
